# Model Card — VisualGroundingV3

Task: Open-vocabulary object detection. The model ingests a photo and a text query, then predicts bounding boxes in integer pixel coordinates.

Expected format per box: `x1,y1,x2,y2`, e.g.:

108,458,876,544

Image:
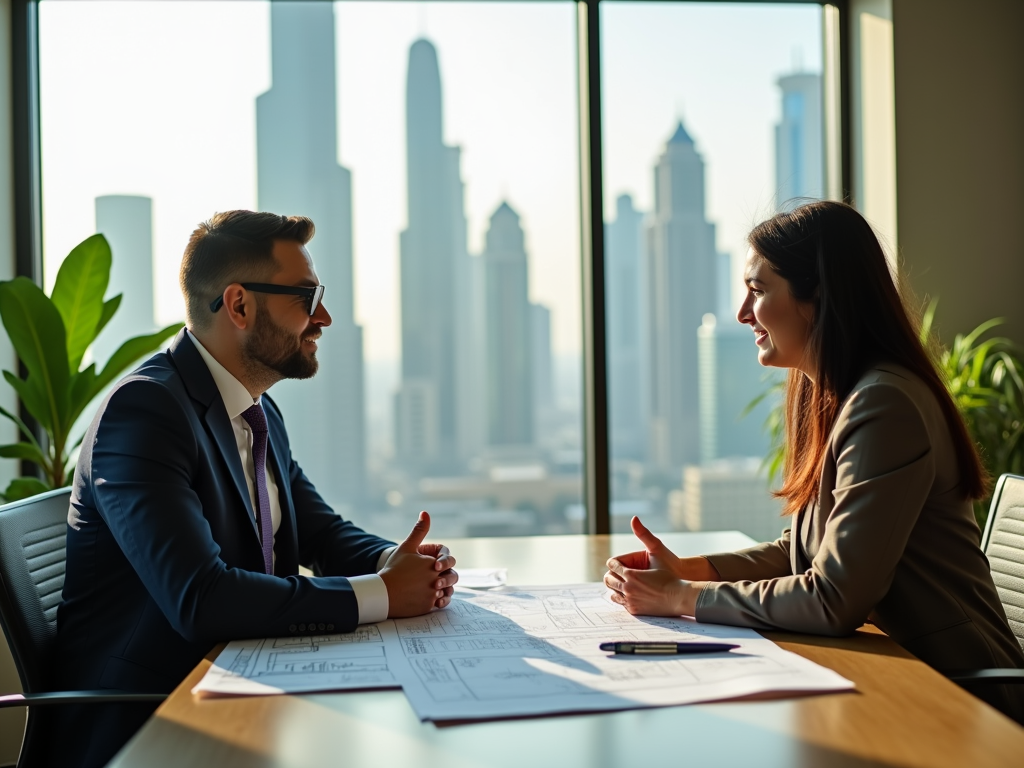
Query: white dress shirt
188,331,391,623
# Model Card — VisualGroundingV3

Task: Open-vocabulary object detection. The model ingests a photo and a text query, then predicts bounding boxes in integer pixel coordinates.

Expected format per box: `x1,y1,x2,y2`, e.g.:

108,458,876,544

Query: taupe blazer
695,363,1024,719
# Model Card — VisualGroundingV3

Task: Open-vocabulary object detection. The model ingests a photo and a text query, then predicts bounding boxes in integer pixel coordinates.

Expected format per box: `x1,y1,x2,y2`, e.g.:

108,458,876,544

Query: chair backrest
981,474,1024,651
0,488,72,693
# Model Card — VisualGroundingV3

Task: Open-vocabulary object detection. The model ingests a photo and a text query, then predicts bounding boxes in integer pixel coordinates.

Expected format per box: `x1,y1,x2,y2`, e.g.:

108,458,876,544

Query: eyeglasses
209,283,326,316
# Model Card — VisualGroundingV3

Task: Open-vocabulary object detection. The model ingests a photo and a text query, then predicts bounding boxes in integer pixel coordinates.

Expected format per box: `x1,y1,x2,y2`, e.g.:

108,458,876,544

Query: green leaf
51,234,112,372
94,294,123,340
2,476,53,503
0,278,71,432
68,364,97,434
3,370,54,433
0,402,44,450
0,442,50,471
91,322,182,398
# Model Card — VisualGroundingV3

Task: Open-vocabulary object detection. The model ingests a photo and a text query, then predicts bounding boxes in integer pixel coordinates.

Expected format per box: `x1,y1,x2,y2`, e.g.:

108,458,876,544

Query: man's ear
222,284,252,330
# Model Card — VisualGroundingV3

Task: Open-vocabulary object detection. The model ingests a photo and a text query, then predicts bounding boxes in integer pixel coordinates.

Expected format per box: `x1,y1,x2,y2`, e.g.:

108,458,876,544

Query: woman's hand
608,517,721,580
603,517,707,617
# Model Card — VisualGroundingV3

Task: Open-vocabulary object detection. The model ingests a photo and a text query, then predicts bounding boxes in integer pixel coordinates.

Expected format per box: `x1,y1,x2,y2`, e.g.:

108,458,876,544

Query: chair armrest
948,669,1024,686
0,690,166,709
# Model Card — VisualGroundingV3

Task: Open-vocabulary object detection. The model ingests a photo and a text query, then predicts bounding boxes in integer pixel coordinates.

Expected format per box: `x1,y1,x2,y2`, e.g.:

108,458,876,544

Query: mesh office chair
0,487,164,767
948,473,1024,688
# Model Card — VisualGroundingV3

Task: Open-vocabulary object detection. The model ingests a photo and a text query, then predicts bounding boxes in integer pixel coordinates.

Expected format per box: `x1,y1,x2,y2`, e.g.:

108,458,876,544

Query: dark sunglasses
209,283,326,316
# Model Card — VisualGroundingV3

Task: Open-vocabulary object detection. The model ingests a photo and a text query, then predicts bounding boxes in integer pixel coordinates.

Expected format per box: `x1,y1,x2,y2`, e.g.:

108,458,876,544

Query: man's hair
180,210,315,330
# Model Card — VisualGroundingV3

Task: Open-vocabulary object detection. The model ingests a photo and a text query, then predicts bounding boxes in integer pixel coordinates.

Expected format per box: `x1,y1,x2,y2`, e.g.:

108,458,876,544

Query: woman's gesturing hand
603,516,707,617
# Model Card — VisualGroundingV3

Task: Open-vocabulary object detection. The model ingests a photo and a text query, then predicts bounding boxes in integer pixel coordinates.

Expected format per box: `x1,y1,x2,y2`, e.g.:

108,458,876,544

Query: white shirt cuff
349,575,389,624
376,546,396,571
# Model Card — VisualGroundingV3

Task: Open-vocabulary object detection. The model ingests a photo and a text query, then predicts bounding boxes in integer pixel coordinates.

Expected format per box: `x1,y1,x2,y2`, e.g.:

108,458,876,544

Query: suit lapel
170,330,260,540
266,426,298,575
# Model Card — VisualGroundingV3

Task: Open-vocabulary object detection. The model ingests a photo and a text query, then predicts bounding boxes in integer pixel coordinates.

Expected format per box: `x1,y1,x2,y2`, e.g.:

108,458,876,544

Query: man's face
242,240,331,382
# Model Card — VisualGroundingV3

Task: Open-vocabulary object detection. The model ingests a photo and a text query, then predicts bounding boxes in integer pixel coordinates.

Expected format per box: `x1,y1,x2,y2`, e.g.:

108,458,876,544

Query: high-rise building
677,458,784,543
255,1,365,507
93,195,157,367
645,121,718,470
397,38,474,470
530,303,555,447
697,313,779,463
775,72,824,208
483,202,533,447
605,193,647,461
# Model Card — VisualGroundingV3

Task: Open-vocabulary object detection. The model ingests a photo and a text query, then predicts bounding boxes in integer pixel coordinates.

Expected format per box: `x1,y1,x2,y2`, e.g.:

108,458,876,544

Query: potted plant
0,233,180,501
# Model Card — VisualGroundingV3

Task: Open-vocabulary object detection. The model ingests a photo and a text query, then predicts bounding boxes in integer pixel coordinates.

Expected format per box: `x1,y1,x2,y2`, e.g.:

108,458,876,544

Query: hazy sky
39,0,820,363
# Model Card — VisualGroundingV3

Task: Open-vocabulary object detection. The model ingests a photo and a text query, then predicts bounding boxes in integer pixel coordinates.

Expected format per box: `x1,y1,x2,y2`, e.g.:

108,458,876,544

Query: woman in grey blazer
604,200,1024,722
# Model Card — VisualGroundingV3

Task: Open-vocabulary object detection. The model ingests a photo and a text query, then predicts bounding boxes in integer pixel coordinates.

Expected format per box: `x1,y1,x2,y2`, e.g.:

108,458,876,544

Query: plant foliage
0,234,180,501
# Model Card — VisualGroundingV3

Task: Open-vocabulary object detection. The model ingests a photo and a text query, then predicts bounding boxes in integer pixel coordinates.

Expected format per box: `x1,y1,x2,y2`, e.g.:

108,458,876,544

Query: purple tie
241,403,274,575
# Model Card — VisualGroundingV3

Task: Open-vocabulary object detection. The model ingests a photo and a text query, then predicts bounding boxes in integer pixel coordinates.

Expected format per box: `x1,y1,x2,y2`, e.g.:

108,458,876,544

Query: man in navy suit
52,211,459,766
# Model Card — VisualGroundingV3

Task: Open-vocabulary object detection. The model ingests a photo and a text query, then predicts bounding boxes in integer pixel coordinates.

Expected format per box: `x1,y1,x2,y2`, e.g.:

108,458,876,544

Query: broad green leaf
3,370,54,433
0,278,71,431
92,322,182,398
68,364,97,433
2,476,53,502
0,402,44,450
94,294,123,339
51,234,111,372
0,442,50,472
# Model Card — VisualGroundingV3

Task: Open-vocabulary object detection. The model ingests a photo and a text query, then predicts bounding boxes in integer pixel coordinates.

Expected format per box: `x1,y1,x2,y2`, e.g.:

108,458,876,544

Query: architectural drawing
388,585,854,720
194,585,853,717
193,624,401,697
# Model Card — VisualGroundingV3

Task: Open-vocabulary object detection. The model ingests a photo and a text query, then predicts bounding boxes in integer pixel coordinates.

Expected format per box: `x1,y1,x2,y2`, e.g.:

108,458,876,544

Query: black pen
599,641,739,655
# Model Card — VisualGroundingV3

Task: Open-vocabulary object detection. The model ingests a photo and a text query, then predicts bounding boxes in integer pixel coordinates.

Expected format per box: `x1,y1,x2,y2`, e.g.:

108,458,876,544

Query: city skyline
37,1,824,539
39,1,821,364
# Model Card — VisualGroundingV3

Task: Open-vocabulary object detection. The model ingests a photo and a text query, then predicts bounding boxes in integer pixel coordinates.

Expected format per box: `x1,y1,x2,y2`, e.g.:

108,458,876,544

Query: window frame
11,0,850,534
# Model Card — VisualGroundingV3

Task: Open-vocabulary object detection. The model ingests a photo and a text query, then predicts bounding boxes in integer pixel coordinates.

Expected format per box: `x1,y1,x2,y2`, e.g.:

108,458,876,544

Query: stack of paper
193,584,854,720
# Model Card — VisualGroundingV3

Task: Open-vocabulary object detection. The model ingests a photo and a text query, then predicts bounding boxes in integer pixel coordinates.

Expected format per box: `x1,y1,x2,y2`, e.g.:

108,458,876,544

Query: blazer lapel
266,427,298,575
170,330,260,540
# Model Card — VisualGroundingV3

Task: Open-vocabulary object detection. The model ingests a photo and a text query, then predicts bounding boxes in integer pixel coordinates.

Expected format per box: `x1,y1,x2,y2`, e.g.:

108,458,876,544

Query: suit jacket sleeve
694,382,935,635
285,450,394,577
703,530,793,582
86,378,377,644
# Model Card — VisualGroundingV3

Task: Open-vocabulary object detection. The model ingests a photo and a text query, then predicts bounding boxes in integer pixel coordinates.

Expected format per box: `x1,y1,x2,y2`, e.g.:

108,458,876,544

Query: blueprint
193,623,401,697
387,584,855,721
192,584,854,718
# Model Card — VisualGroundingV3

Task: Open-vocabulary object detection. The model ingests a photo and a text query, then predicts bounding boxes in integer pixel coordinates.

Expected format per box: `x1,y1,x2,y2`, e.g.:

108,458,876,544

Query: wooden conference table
109,532,1024,768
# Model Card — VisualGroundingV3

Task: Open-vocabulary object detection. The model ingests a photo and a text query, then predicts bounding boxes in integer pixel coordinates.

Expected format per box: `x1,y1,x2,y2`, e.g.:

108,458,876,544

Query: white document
455,567,508,589
386,584,855,721
193,623,401,697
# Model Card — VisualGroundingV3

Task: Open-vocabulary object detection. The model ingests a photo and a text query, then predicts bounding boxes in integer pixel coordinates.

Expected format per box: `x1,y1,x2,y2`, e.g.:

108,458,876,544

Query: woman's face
736,248,816,378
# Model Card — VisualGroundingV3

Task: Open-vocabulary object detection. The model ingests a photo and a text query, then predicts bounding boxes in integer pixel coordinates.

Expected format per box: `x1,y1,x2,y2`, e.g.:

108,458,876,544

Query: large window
602,2,824,537
35,0,830,542
39,0,582,541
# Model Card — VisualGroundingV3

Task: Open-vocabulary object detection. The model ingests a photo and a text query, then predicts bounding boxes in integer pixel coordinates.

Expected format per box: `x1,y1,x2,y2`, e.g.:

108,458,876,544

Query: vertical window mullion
577,0,610,535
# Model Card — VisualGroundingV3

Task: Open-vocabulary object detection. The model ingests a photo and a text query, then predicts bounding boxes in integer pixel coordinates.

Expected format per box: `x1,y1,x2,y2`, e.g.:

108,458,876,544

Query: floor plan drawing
193,623,403,697
387,584,854,720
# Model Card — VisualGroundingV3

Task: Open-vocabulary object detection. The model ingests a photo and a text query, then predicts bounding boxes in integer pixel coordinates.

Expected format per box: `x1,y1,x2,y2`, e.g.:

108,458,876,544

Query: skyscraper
605,193,647,461
530,302,555,447
255,1,365,507
93,195,157,368
697,313,778,463
483,202,533,447
397,38,474,470
775,72,824,208
645,121,718,470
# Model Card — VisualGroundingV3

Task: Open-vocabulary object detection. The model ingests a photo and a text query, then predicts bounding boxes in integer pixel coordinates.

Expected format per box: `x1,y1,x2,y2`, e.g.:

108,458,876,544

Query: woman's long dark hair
748,200,987,515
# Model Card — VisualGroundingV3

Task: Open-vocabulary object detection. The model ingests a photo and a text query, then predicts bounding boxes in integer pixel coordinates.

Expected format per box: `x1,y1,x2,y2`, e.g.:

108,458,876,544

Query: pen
599,641,739,655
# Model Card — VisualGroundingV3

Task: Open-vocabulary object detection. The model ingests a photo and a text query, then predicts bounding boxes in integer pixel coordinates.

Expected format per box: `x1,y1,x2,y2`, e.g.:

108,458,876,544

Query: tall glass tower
256,1,366,508
396,38,475,471
645,121,718,470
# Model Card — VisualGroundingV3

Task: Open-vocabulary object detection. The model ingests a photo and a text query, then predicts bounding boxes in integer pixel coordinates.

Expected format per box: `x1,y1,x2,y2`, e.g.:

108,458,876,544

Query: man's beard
242,308,320,383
